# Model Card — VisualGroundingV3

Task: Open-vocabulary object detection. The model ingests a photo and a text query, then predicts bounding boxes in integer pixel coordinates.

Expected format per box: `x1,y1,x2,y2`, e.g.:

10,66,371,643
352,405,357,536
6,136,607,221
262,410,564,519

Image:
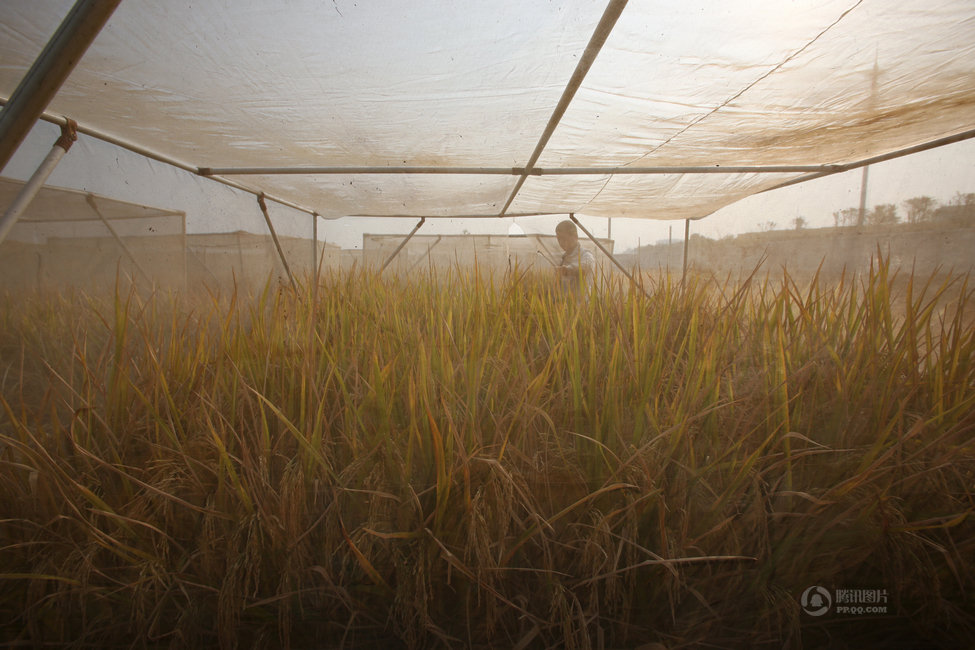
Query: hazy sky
685,137,975,241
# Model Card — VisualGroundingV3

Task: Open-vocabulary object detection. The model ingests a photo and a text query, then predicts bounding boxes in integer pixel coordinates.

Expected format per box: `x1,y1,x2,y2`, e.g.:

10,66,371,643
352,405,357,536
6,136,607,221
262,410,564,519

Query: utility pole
857,166,870,227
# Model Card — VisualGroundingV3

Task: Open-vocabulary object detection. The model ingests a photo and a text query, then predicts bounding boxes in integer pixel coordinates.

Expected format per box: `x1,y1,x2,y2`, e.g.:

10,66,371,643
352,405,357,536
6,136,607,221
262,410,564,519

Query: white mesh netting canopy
2,0,974,224
0,177,183,241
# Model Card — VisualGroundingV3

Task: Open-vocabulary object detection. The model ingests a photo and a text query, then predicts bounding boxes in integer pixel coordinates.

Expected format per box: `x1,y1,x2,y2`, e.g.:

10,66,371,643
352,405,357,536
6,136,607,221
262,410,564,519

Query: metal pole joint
380,217,426,273
55,118,78,151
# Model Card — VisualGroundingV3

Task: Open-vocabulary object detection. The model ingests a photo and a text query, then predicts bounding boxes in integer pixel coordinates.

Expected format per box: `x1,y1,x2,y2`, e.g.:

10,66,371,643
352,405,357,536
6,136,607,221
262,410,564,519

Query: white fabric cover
2,0,973,220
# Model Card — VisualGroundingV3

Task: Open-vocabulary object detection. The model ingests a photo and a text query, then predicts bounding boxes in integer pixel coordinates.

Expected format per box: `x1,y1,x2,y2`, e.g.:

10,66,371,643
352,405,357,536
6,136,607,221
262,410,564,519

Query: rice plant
1,257,973,648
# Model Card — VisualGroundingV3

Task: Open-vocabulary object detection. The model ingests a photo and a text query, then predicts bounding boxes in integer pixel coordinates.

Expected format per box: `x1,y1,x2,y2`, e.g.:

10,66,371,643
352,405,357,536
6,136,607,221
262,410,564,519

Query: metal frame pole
0,0,121,172
257,193,297,291
311,212,319,303
761,128,975,195
236,231,245,284
203,163,839,176
86,194,154,287
499,0,629,217
2,98,331,221
181,212,188,292
312,212,318,276
534,234,559,267
569,214,650,298
682,218,690,285
408,234,443,273
0,120,77,245
380,217,426,273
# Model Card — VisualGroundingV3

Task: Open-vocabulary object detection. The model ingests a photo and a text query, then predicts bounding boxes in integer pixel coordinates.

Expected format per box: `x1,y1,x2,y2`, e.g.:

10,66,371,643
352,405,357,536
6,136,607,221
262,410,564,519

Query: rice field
1,258,973,649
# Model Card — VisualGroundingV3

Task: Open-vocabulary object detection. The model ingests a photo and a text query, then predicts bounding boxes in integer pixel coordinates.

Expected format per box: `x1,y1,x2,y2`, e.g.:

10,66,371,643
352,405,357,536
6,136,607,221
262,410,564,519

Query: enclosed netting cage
0,176,342,294
362,232,614,277
2,1,974,286
0,176,187,291
185,231,341,292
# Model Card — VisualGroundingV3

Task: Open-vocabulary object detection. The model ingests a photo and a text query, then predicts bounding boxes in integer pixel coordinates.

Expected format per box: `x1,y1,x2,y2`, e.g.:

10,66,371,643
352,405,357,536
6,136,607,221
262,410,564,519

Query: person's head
555,220,578,252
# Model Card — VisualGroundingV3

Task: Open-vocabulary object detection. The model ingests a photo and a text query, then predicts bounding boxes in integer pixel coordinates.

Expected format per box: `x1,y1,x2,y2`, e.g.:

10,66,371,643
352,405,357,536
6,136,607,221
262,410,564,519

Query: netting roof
0,176,185,243
0,177,181,223
2,1,973,222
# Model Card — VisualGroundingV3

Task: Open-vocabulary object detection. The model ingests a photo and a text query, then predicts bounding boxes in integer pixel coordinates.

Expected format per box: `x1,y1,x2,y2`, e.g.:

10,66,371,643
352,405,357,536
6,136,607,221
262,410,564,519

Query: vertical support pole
181,212,188,292
236,231,245,285
381,217,425,273
0,0,122,172
570,214,650,298
668,225,673,271
257,193,297,291
311,213,318,304
682,218,690,286
312,212,318,276
0,119,77,245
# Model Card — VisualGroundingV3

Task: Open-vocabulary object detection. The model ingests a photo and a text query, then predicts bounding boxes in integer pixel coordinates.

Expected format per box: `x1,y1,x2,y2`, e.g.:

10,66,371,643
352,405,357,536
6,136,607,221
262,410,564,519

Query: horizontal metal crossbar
200,164,842,176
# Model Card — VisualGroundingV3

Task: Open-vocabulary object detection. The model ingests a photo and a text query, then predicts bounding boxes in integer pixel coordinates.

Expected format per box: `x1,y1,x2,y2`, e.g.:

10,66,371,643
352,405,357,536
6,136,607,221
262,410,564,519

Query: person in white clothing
554,220,595,297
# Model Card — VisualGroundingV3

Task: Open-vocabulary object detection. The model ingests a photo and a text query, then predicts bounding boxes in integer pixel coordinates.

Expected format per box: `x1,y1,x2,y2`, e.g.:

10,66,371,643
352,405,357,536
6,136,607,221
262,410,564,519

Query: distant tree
953,191,972,203
951,192,975,210
867,203,898,226
959,193,975,223
933,192,975,225
792,216,807,230
903,196,937,224
835,207,859,227
759,220,777,232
